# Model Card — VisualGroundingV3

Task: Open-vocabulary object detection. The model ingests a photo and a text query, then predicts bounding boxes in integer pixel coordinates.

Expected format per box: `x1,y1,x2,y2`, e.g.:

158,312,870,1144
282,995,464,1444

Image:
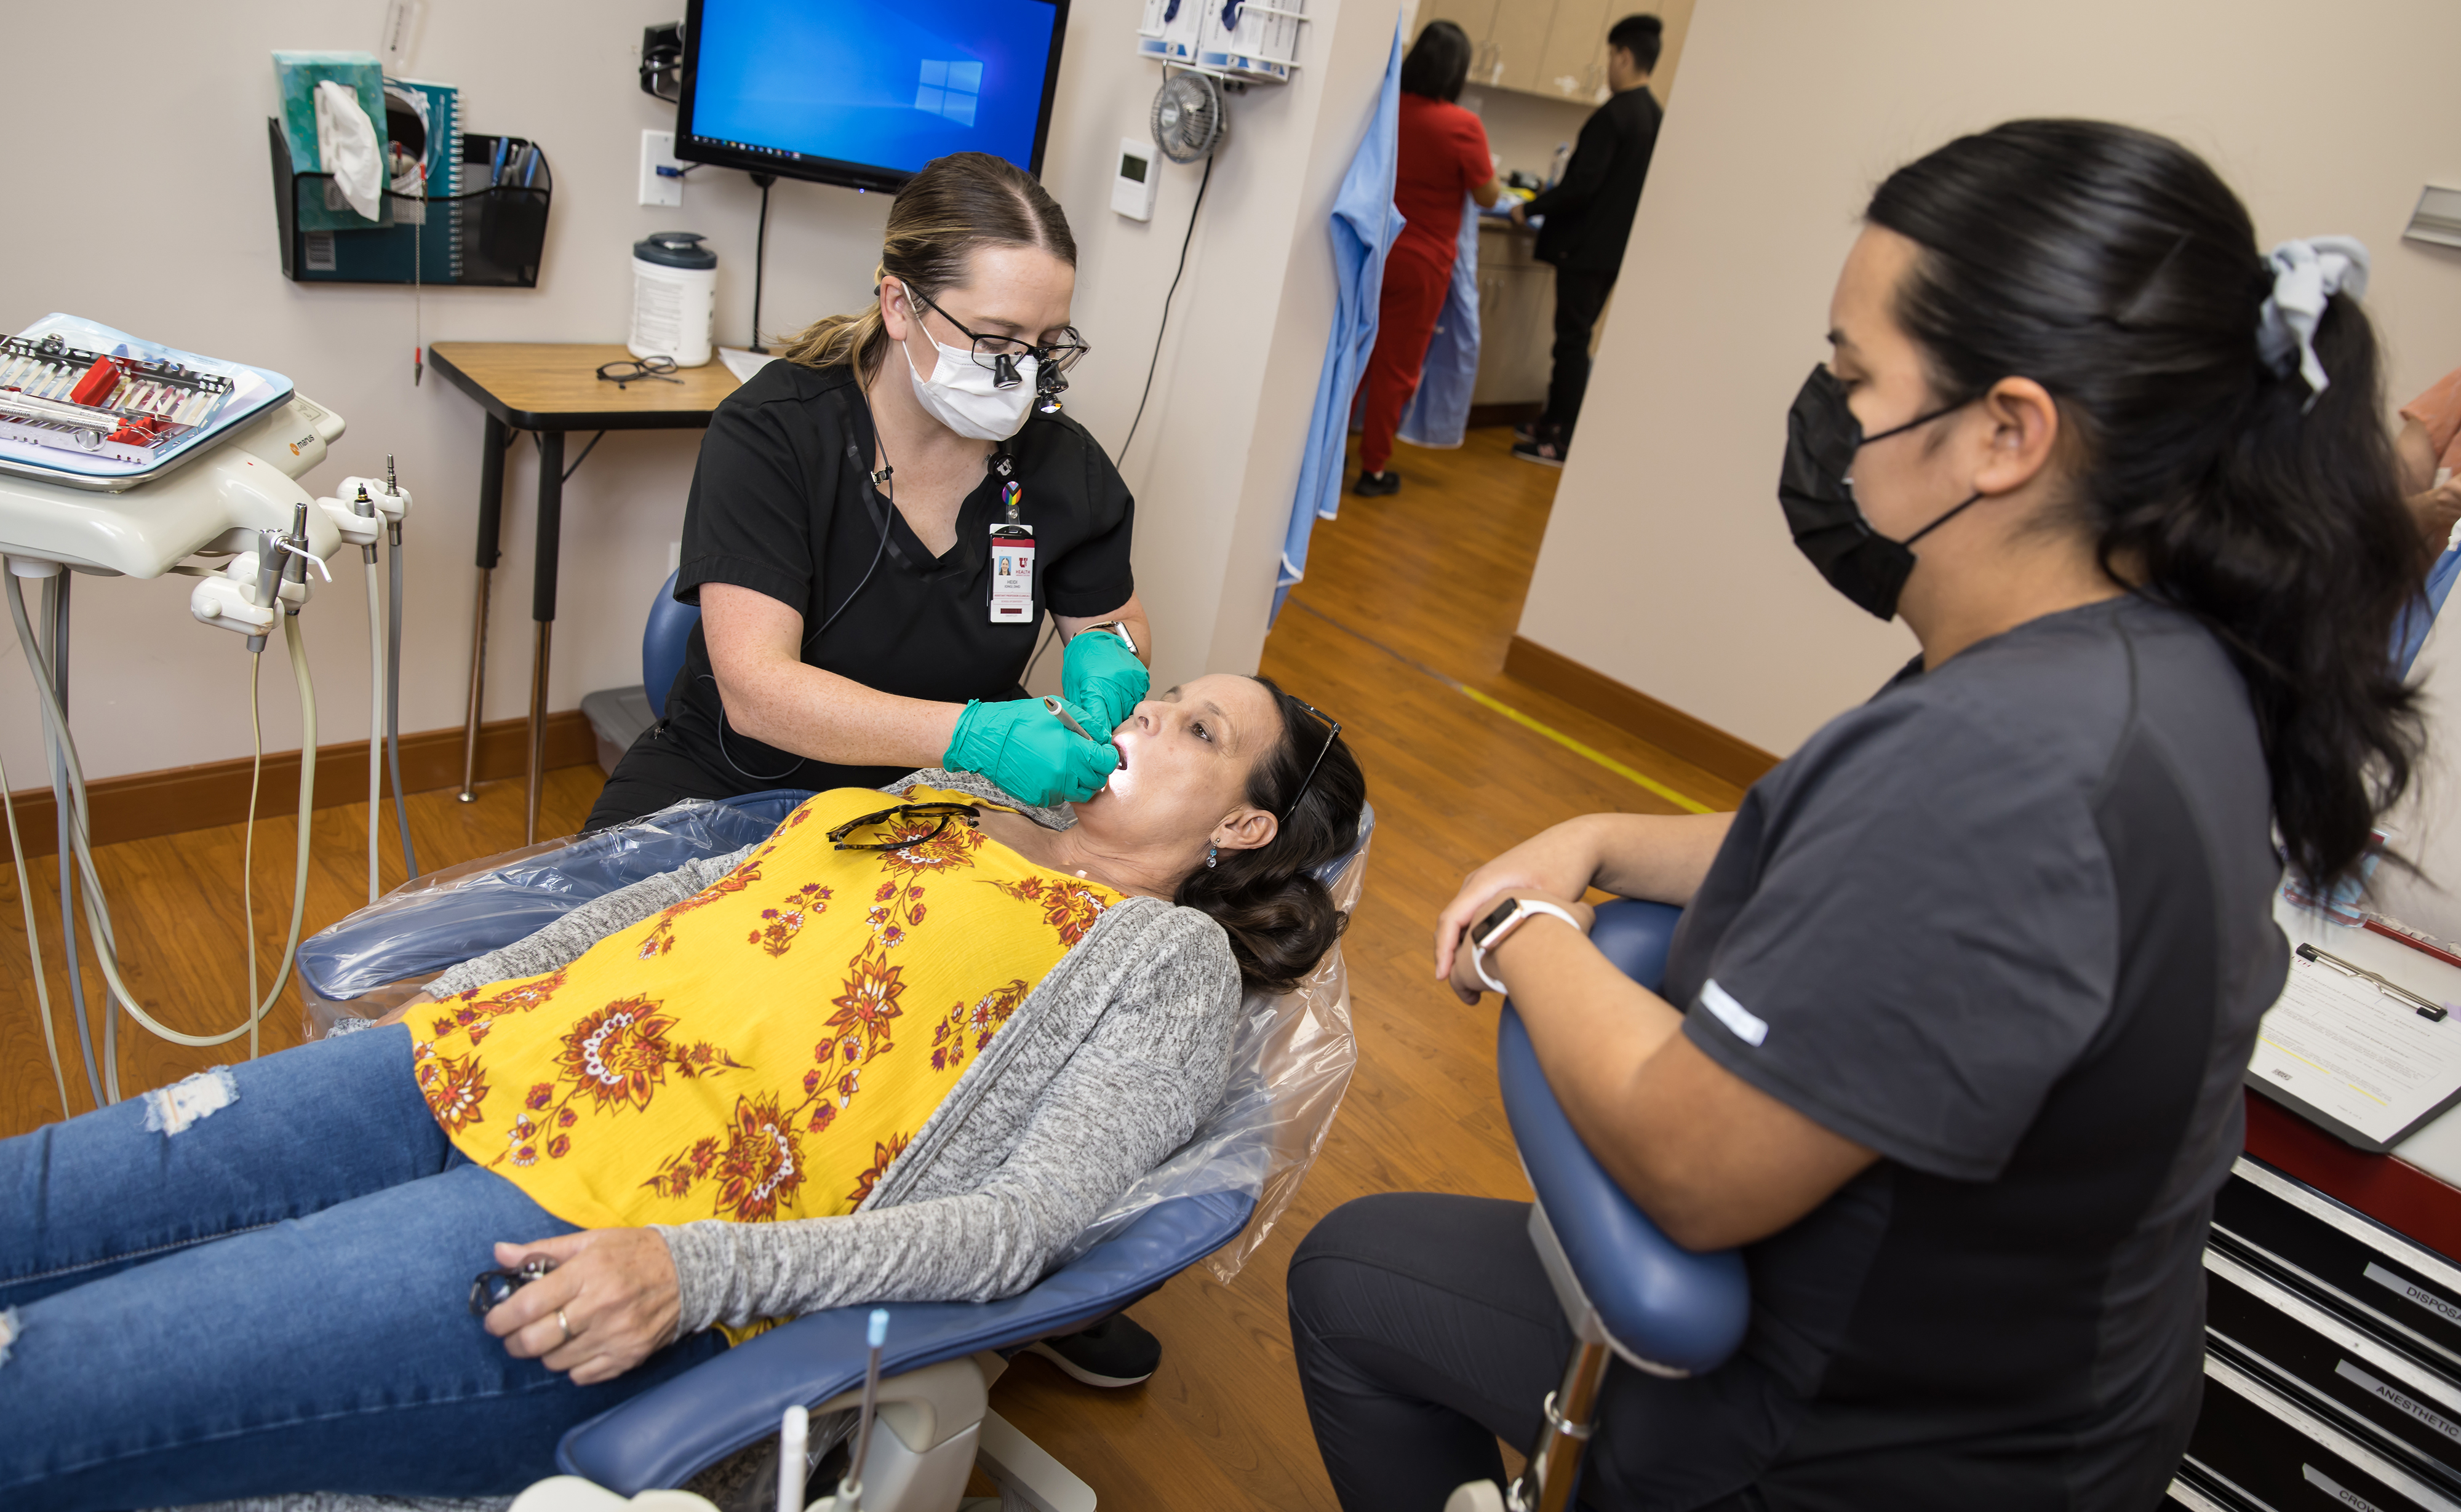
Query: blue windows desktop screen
685,0,1063,182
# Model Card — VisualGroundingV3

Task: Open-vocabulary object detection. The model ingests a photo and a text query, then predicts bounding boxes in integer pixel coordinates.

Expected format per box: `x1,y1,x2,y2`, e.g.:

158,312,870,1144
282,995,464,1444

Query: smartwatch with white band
1468,896,1587,995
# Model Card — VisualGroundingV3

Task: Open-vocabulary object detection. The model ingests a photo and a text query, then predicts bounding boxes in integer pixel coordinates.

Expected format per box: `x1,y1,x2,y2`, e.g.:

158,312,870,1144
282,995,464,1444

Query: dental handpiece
247,527,283,655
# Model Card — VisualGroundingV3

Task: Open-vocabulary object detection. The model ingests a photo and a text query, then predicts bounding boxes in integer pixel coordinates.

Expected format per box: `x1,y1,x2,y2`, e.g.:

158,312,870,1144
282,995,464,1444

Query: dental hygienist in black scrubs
589,151,1154,834
1290,120,2428,1510
588,154,1167,1390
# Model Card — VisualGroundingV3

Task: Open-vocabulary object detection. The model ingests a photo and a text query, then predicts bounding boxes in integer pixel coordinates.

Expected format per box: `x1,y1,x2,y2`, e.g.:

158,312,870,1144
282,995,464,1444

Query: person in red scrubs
1352,21,1504,497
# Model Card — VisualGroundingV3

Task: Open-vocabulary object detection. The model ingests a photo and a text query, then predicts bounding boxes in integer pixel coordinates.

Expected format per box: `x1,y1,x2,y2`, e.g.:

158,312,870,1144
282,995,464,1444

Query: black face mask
1777,365,1985,619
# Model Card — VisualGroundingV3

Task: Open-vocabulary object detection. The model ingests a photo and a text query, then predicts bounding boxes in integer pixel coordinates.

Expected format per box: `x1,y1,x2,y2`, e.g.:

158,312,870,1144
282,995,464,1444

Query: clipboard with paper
2248,946,2461,1152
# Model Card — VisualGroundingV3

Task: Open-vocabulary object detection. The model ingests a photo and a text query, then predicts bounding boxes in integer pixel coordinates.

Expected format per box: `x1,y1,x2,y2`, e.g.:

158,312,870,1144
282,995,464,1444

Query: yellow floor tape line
1283,598,1721,813
1456,685,1715,814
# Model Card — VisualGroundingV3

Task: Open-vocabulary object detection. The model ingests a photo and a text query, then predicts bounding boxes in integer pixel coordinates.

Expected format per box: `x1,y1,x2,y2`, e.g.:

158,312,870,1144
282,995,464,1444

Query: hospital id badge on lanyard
990,480,1035,624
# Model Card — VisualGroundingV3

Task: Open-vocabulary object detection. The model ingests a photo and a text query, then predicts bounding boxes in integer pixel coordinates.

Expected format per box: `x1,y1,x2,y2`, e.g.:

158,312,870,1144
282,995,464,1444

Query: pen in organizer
2295,942,2451,1021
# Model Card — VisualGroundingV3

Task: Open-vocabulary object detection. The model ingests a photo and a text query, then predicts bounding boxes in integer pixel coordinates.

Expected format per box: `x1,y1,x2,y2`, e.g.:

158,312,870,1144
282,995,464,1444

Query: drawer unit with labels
2172,1158,2461,1509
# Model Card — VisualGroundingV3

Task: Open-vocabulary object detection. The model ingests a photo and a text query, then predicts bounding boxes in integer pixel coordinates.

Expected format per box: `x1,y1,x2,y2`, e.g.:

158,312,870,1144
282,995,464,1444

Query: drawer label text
2305,1463,2384,1511
2335,1359,2461,1445
2364,1261,2461,1325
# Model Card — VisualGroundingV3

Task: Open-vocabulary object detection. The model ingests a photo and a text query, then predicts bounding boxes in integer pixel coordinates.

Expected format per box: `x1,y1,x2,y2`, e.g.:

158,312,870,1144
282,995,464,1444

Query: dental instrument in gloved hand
1060,619,1147,736
943,696,1117,806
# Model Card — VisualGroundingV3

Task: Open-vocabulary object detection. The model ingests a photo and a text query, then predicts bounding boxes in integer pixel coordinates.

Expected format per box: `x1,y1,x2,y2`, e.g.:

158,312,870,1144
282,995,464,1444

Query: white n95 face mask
903,327,1039,442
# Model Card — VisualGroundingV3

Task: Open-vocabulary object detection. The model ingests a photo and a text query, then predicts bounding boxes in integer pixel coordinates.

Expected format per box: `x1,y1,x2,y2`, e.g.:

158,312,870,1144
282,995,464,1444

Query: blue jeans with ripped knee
0,1025,728,1511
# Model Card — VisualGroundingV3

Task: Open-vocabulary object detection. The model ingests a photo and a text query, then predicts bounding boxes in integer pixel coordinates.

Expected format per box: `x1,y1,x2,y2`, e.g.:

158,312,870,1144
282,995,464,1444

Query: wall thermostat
1112,137,1158,221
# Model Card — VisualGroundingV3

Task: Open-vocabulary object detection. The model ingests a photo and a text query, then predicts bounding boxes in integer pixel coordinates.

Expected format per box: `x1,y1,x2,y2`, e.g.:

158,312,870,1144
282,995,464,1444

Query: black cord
1115,153,1215,466
561,431,606,482
711,397,895,784
750,172,776,354
812,384,897,647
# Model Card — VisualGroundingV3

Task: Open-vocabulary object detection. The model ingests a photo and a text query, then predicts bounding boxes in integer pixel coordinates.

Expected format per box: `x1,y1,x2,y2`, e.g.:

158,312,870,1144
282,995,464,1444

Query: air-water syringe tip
867,1309,889,1348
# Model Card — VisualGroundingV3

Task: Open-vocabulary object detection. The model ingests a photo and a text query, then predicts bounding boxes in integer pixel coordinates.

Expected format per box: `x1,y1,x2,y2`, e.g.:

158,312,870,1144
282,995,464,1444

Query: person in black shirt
589,153,1154,835
1291,121,2425,1510
1509,13,1664,467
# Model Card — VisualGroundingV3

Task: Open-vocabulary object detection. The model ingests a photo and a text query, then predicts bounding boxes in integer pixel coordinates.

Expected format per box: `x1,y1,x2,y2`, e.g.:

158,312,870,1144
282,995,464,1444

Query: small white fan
1151,70,1227,164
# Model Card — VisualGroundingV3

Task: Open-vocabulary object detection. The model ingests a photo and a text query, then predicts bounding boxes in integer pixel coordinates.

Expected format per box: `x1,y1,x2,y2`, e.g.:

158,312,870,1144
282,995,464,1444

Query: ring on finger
556,1307,575,1344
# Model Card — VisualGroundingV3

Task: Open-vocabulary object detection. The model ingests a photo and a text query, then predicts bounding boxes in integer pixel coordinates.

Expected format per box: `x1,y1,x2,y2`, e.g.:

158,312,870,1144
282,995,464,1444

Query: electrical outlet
668,541,682,576
640,130,685,208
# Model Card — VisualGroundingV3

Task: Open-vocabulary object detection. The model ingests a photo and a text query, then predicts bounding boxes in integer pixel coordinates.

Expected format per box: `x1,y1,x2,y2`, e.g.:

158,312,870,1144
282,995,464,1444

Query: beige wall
0,0,1397,784
1517,0,2461,758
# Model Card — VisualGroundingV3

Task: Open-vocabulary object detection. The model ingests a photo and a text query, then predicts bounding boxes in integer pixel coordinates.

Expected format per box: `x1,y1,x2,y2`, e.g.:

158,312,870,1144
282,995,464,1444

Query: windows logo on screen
915,60,982,127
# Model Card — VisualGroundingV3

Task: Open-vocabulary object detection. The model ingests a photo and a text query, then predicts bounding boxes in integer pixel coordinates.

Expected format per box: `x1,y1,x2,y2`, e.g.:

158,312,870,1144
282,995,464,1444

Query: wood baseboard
1466,402,1544,429
1504,635,1778,789
4,710,597,858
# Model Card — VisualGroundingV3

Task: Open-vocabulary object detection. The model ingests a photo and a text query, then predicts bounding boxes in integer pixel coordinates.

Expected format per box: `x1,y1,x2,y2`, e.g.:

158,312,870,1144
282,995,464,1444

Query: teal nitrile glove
1062,629,1150,736
943,698,1120,806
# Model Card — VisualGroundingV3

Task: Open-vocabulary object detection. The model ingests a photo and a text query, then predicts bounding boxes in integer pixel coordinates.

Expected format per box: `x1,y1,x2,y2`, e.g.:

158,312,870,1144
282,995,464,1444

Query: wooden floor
0,426,1742,1506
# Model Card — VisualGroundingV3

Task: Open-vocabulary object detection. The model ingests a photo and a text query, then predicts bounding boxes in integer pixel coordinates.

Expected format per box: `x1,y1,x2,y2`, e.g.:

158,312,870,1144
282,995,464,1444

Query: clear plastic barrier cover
298,794,1369,1289
0,313,293,480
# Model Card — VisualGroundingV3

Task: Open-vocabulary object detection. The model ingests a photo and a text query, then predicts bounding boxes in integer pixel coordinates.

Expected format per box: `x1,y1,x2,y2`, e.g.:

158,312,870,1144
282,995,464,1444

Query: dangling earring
1205,845,1218,869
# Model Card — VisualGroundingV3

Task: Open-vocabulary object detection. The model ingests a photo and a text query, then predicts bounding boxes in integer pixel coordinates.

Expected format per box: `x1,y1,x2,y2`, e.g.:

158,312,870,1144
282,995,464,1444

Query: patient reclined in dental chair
0,674,1365,1511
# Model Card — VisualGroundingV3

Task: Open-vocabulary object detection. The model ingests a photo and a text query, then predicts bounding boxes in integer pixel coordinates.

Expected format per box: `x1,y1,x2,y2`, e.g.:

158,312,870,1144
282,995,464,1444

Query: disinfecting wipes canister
629,231,717,368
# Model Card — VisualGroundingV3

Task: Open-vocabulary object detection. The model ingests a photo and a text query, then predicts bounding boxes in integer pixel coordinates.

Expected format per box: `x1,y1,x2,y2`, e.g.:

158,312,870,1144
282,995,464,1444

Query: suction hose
6,571,319,1072
388,520,417,878
366,552,384,902
0,650,70,1116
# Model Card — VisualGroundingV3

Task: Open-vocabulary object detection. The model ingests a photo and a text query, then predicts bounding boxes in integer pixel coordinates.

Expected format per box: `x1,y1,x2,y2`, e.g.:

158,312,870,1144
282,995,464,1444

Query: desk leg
459,415,510,803
525,429,565,844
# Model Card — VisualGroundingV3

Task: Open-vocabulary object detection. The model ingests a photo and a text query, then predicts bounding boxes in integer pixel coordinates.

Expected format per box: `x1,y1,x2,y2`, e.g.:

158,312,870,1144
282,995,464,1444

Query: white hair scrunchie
2256,236,2370,408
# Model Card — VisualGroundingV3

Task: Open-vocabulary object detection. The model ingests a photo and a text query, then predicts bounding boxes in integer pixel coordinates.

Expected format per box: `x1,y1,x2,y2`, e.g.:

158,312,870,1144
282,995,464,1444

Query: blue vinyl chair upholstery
559,1192,1257,1492
1497,899,1750,1377
643,568,702,720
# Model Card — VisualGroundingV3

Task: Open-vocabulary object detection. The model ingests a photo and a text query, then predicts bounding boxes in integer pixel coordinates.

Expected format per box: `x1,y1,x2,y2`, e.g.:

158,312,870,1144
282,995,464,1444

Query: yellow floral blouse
408,786,1122,1246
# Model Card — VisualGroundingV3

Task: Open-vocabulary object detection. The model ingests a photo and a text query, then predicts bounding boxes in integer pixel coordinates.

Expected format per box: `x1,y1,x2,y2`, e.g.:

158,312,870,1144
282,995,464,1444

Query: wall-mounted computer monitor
677,0,1071,193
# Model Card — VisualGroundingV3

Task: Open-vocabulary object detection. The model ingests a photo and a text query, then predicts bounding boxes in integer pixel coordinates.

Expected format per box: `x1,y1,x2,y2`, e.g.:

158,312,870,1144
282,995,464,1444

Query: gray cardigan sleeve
424,842,762,998
658,907,1242,1331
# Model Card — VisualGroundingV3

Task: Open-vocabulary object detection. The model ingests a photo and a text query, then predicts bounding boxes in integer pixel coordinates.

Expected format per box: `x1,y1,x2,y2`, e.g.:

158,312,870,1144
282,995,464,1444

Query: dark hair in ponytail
1402,20,1474,103
1865,119,2422,892
1176,677,1367,992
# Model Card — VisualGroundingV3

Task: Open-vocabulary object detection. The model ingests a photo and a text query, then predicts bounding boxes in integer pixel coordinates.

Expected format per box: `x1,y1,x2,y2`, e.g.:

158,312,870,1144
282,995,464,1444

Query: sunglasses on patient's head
828,802,982,851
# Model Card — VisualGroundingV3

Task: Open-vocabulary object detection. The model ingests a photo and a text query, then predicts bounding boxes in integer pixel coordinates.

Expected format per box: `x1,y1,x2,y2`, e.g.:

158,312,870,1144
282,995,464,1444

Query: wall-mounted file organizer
269,121,552,287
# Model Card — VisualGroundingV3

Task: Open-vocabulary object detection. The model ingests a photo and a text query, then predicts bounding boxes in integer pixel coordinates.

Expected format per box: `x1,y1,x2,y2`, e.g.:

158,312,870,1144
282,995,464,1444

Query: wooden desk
428,343,740,841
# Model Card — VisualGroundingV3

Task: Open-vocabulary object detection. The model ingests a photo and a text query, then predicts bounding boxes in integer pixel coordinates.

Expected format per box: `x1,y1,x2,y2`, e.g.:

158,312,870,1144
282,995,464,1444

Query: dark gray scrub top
1647,597,2286,1511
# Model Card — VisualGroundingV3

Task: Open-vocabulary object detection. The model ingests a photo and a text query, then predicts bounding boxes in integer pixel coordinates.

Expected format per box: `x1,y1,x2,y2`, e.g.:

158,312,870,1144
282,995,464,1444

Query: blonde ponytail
780,154,1077,380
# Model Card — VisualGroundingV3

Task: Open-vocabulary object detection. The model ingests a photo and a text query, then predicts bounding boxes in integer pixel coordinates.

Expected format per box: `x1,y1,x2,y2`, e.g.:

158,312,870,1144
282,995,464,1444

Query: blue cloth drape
1395,197,1485,450
2393,542,2461,677
1275,23,1405,623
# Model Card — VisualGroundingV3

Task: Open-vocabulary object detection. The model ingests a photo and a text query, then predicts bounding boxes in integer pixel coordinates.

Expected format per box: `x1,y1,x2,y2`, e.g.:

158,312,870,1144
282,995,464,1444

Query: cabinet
2171,1155,2461,1510
1420,0,1691,108
1470,223,1554,408
1533,0,1612,105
